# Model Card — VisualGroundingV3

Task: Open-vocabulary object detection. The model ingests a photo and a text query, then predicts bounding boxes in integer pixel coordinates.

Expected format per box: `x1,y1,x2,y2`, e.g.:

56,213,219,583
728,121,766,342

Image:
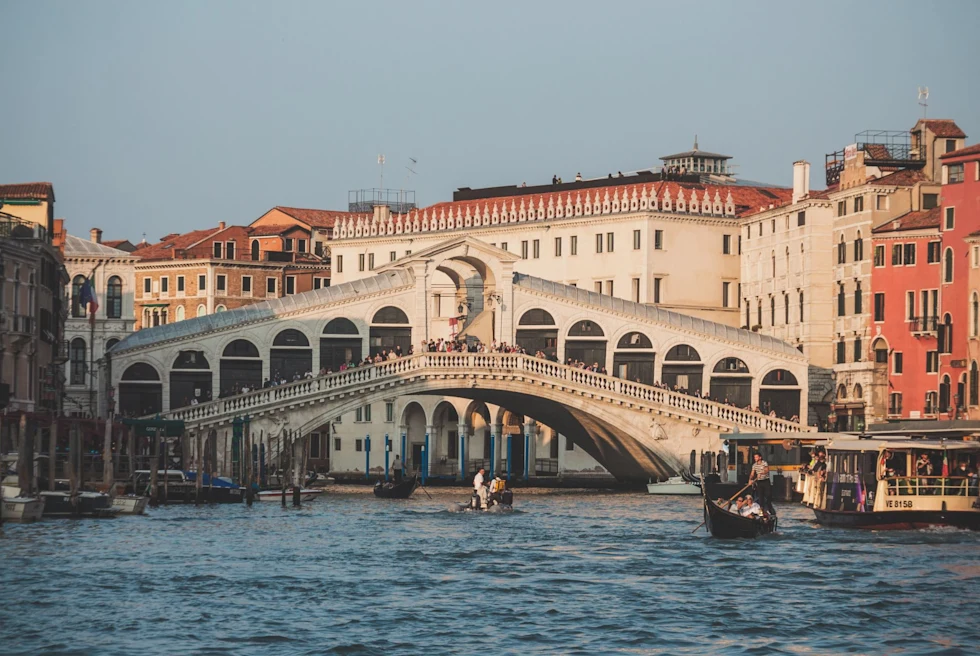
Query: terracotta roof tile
136,227,224,260
274,206,351,229
872,207,941,234
248,223,295,237
870,169,927,187
0,182,55,201
919,119,966,139
940,143,980,160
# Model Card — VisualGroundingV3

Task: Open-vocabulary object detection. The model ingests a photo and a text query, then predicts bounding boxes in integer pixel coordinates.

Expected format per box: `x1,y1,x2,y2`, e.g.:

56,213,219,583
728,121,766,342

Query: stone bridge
107,236,811,482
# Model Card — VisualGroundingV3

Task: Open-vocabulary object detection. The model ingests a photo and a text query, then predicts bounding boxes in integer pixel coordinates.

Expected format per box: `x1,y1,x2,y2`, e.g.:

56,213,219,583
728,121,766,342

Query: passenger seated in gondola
740,495,764,518
715,497,732,511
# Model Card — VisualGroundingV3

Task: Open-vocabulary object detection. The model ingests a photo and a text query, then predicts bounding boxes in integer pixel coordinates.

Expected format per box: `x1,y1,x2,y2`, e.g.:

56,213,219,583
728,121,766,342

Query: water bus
801,437,980,530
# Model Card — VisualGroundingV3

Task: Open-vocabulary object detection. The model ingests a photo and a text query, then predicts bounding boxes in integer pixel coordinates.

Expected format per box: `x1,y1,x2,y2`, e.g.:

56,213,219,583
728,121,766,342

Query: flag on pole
79,277,99,324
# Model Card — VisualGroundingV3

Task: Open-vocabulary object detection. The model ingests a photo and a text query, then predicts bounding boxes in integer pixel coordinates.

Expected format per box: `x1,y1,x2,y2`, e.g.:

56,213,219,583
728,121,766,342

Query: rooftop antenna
378,154,386,193
693,134,699,151
918,86,929,119
402,157,418,211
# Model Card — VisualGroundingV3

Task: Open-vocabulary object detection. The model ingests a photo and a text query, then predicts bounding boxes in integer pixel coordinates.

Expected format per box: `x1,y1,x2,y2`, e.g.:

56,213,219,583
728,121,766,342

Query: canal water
1,490,977,655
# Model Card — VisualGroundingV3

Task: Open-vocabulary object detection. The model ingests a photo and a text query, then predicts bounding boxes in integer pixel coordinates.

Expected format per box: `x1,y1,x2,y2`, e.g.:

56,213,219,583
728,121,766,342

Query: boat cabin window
877,447,979,497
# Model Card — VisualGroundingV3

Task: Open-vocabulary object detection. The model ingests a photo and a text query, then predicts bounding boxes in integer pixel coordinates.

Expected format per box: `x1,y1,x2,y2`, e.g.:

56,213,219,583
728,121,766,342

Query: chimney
792,160,810,203
218,221,226,230
90,228,103,243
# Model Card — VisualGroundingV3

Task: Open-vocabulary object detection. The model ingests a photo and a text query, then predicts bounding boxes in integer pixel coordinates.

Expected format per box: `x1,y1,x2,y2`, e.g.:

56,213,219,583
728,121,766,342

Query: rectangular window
501,242,508,252
565,437,574,451
854,282,863,314
521,240,529,259
837,340,846,364
355,438,363,452
892,244,902,266
226,242,236,259
336,255,343,273
928,241,941,263
595,234,603,254
893,352,904,374
837,284,846,316
604,280,614,296
355,408,362,422
837,240,846,264
797,211,806,227
723,235,732,255
854,196,864,212
945,207,955,230
198,274,206,291
309,433,321,459
923,193,939,210
632,278,640,303
889,393,902,416
358,254,365,271
285,276,295,295
837,200,846,217
177,275,185,292
266,277,276,295
926,351,939,373
653,277,662,304
853,337,862,362
948,163,965,184
334,438,341,452
876,194,887,210
569,236,577,256
390,251,397,262
904,243,916,265
213,242,223,258
722,281,731,308
364,404,371,422
432,294,441,318
143,278,151,294
555,237,562,257
284,238,294,252
532,239,540,258
594,281,603,294
606,232,614,252
633,230,641,250
654,230,664,250
874,292,885,321
385,402,394,423
974,245,980,268
945,139,957,154
216,274,226,293
242,276,252,295
368,253,374,270
906,291,915,321
160,277,169,293
874,245,885,267
297,239,307,253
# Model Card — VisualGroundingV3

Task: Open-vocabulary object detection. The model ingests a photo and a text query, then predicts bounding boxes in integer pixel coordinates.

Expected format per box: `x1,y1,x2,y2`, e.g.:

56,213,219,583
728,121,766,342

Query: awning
141,303,170,308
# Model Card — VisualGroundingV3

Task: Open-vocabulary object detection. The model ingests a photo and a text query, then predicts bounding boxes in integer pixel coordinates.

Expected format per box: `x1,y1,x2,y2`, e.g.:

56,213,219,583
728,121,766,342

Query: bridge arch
220,338,262,395
708,356,752,408
516,308,558,358
370,305,412,357
564,318,607,369
270,328,313,382
119,362,162,416
612,330,656,385
170,350,212,410
320,317,364,372
759,367,801,420
661,343,703,394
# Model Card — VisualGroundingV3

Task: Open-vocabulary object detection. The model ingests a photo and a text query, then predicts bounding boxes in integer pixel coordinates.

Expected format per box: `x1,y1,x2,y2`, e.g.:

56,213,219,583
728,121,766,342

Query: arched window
665,344,700,361
762,369,798,386
173,350,210,369
770,296,775,326
251,240,260,261
784,292,790,324
71,275,86,318
273,329,310,347
925,391,938,414
837,235,846,264
518,309,556,326
771,251,776,277
971,361,979,406
568,320,604,337
175,305,185,322
69,338,86,385
324,318,359,334
617,332,652,349
223,339,260,358
837,384,847,400
972,292,978,337
713,358,749,373
215,305,226,313
105,338,119,352
121,362,160,381
197,304,207,318
106,276,122,319
944,248,954,283
372,306,409,324
940,375,951,413
853,231,863,261
785,246,790,274
799,291,804,322
853,384,863,400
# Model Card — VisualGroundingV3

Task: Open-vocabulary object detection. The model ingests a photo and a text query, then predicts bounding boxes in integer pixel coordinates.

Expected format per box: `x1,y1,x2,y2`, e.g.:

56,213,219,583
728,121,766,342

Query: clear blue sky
2,0,978,241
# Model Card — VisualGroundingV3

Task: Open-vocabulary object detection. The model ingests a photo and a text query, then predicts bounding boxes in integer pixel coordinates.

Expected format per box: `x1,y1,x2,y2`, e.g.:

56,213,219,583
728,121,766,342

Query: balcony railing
909,316,938,334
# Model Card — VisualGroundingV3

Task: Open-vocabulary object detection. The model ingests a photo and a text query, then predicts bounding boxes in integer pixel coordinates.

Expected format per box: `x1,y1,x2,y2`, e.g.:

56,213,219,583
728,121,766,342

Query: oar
417,478,433,499
692,482,754,533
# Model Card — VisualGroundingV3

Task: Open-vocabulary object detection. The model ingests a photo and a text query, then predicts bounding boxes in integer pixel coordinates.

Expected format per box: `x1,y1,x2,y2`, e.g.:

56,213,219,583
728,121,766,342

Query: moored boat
1,491,45,523
802,438,980,530
39,490,118,518
112,495,149,515
646,475,700,495
374,476,418,499
701,485,776,538
256,488,323,502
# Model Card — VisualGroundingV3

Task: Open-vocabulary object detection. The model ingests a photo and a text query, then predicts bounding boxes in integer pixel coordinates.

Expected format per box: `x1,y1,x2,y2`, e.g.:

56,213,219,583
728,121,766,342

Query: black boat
702,486,776,539
374,476,419,499
40,490,118,518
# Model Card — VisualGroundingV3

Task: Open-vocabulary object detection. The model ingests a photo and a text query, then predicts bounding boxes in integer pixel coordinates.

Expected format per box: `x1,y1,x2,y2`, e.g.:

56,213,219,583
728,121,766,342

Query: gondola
701,485,776,539
374,475,419,499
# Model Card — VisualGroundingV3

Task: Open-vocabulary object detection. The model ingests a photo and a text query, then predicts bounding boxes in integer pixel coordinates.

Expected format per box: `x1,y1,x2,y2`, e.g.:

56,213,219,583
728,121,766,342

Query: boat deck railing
883,476,979,497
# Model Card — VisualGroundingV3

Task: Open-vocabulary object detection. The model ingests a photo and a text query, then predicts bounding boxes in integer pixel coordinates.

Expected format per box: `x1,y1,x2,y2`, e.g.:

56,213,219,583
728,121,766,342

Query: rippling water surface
1,490,977,655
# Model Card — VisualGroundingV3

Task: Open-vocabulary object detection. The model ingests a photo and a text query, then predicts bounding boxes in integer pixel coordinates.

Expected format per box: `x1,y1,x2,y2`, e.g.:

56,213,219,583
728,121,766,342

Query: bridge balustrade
163,353,807,433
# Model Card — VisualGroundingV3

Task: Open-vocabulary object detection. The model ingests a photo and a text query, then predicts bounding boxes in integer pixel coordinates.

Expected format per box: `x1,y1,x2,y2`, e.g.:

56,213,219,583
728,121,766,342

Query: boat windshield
877,446,980,498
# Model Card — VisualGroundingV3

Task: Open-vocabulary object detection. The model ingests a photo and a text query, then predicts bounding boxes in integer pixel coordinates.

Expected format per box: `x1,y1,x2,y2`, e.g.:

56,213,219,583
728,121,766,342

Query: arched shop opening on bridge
662,344,703,394
320,318,361,371
220,339,262,396
400,401,427,473
516,309,558,359
759,369,801,419
564,320,606,367
271,328,313,381
613,331,655,385
119,362,162,416
370,306,411,357
169,350,212,409
709,357,751,408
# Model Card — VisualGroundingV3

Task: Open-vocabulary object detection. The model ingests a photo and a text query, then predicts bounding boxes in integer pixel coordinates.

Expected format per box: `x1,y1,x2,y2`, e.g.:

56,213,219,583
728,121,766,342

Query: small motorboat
112,495,149,515
374,476,419,499
449,489,515,513
701,486,776,539
1,486,45,523
647,475,701,495
40,490,119,518
256,488,323,502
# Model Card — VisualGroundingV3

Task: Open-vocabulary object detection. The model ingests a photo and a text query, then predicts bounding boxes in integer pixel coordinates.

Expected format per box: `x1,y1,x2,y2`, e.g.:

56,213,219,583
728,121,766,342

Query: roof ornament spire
693,134,699,151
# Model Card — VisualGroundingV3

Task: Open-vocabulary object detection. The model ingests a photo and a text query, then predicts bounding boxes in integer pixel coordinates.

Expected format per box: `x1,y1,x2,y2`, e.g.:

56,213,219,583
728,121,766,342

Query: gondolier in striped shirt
749,453,772,513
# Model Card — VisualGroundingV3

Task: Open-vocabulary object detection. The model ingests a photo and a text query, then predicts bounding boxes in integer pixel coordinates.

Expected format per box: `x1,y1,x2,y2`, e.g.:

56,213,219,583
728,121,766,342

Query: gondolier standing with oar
749,453,772,513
